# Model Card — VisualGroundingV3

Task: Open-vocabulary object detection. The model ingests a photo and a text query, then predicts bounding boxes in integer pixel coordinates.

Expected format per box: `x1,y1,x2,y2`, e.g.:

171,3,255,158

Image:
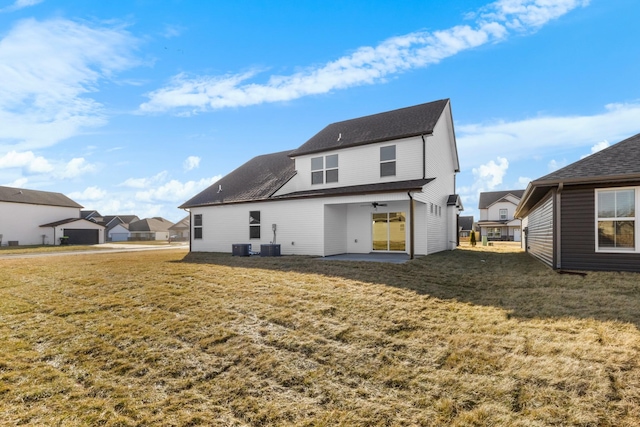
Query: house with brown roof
180,99,462,257
477,190,524,242
515,132,640,272
128,217,174,241
0,185,104,246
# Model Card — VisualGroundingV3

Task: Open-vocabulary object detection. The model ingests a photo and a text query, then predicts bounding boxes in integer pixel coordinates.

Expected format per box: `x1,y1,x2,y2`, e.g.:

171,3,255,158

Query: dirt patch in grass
1,247,639,426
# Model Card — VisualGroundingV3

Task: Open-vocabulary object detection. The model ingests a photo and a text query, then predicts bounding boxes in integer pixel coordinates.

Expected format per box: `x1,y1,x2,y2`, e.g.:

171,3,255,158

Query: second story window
380,145,396,177
499,209,508,220
311,155,339,184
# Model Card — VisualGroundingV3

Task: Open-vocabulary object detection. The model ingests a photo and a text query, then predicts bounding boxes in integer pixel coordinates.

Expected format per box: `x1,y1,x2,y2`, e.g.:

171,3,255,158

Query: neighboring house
0,185,104,245
109,222,131,242
98,215,140,242
458,215,475,238
180,99,462,257
516,132,640,272
477,190,524,242
129,217,174,241
169,216,190,241
81,210,102,221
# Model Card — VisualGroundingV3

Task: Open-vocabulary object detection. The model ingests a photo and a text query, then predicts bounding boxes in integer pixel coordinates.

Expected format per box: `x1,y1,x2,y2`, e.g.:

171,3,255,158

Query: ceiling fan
360,202,388,209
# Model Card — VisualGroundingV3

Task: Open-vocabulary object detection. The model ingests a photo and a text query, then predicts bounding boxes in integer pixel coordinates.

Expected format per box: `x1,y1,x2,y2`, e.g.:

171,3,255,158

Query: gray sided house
180,99,462,258
516,132,640,272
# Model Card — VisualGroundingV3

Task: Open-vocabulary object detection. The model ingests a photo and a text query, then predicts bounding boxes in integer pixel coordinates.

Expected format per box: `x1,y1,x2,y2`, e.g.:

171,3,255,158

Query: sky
1,0,639,222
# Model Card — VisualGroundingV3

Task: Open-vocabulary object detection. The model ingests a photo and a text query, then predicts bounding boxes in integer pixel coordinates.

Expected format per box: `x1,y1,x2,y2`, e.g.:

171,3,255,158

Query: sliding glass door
372,212,406,251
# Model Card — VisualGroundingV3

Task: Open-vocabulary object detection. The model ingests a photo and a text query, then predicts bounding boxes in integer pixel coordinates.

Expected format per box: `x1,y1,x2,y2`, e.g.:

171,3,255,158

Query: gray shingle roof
289,99,450,157
533,132,640,184
273,178,433,200
458,216,474,231
40,218,103,228
180,150,296,209
0,186,82,208
478,190,525,209
129,217,174,232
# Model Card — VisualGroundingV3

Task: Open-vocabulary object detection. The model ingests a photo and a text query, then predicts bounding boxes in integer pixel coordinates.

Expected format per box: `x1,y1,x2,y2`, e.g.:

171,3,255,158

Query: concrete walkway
0,242,188,260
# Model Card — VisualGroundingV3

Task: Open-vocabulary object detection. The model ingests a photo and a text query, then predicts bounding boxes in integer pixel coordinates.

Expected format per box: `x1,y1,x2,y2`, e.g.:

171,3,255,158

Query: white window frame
499,209,508,221
311,154,339,185
380,145,396,177
595,187,639,253
194,214,203,239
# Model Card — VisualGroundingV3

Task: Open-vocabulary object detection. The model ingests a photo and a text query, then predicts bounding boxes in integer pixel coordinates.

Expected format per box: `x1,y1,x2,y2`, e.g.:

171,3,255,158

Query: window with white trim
596,188,636,251
194,214,203,239
311,154,339,184
499,209,508,220
487,227,501,239
380,145,396,177
249,211,261,239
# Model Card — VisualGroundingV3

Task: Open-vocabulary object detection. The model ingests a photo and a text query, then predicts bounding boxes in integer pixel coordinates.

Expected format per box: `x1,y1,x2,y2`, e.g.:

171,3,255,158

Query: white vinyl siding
526,194,554,267
0,201,82,246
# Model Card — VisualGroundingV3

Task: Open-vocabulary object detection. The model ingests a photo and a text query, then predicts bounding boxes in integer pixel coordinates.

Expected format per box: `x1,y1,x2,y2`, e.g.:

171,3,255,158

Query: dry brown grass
1,246,640,426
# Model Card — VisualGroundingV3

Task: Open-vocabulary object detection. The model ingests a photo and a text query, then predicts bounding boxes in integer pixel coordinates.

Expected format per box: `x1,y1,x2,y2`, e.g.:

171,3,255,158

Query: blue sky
1,0,638,222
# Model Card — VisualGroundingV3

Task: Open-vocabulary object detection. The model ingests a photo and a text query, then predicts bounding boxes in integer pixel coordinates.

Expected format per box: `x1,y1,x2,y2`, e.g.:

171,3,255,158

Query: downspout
555,183,563,269
408,191,415,260
421,134,427,179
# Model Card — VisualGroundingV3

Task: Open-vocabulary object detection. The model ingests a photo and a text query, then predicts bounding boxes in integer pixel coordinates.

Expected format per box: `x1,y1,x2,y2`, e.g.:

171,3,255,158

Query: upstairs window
194,214,203,239
249,211,261,239
597,188,635,251
499,209,508,220
380,145,396,177
311,157,323,184
311,155,339,184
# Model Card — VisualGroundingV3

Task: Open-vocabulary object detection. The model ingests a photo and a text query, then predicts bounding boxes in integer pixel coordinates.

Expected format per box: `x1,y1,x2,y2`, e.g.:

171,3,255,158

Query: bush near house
1,247,639,425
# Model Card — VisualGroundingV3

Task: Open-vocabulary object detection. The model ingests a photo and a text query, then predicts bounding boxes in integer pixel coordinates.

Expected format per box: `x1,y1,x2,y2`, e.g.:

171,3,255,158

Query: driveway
0,242,189,260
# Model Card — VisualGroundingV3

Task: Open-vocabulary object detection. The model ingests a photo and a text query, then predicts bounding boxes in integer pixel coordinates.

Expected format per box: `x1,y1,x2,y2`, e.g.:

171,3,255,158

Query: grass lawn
1,246,639,426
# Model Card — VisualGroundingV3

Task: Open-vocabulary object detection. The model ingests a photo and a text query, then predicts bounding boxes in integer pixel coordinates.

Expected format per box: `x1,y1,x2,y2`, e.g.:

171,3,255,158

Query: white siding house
0,185,104,246
181,99,462,257
477,190,524,242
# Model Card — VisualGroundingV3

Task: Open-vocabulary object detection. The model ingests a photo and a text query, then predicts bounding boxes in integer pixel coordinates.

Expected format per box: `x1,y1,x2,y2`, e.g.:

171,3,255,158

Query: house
169,216,190,241
0,185,104,245
515,132,640,272
477,190,524,242
128,217,174,241
99,215,140,242
458,215,475,238
179,99,462,257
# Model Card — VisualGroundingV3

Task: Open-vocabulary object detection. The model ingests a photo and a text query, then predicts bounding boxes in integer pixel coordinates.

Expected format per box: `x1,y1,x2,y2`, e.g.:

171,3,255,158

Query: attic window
380,145,396,177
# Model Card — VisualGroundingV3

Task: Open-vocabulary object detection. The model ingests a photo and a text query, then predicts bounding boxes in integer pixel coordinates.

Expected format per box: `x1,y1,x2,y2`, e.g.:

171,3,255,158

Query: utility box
260,244,281,257
232,244,251,256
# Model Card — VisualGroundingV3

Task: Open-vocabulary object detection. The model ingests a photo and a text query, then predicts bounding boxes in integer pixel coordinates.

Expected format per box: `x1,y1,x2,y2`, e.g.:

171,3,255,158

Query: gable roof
458,216,474,231
40,218,104,228
516,132,640,218
289,99,450,157
180,150,296,209
478,190,525,209
129,217,174,232
0,186,82,208
169,215,189,230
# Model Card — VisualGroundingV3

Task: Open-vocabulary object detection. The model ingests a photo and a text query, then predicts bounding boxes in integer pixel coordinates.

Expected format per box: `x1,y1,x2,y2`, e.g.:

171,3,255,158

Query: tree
470,230,477,247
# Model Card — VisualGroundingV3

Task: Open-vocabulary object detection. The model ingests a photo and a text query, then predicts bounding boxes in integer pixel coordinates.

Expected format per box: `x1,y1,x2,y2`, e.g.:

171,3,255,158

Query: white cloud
119,171,169,189
474,157,509,190
56,157,96,179
580,139,610,159
183,156,200,171
68,186,106,201
548,159,567,172
140,0,588,114
0,150,54,173
0,0,43,13
135,176,221,203
457,102,640,169
4,177,28,187
517,176,532,188
0,18,139,151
